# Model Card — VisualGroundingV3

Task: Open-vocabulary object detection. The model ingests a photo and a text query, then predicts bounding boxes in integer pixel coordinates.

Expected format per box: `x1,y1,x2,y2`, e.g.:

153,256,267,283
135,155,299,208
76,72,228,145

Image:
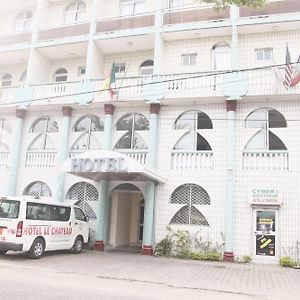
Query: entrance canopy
61,150,166,183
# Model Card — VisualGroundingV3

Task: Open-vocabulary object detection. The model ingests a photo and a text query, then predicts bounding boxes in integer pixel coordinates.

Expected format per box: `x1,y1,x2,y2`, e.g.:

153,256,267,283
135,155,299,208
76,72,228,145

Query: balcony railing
240,0,300,18
0,31,32,47
0,86,20,103
117,149,148,164
25,151,57,168
242,151,289,171
37,22,90,41
171,150,213,169
96,13,155,34
163,5,230,26
0,152,9,167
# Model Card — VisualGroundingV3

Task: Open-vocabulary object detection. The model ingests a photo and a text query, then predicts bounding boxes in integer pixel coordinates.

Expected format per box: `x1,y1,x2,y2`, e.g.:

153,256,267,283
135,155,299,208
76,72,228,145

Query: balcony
163,5,230,26
118,149,148,165
171,150,213,169
96,13,155,34
0,152,9,167
240,0,300,18
25,151,57,168
0,31,32,48
0,87,20,103
37,22,90,42
242,151,289,171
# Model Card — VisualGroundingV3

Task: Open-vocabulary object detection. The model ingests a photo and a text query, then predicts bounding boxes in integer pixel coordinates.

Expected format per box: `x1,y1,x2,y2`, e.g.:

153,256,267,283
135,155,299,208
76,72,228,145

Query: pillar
55,106,73,202
8,109,26,196
94,104,115,251
142,103,160,255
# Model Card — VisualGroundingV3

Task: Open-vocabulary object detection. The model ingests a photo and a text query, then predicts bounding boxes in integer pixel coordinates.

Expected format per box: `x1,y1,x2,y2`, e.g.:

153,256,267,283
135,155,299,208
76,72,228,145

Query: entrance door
253,208,279,261
212,44,230,90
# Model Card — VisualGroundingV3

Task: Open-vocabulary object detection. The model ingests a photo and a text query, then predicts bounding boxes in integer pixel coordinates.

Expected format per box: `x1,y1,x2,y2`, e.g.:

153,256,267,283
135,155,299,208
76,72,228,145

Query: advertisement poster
256,235,275,256
256,211,275,232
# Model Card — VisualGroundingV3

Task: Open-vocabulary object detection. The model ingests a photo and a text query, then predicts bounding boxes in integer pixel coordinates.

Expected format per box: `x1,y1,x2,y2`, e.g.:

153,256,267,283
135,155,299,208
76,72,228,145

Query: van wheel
0,250,7,255
28,238,45,259
72,236,83,254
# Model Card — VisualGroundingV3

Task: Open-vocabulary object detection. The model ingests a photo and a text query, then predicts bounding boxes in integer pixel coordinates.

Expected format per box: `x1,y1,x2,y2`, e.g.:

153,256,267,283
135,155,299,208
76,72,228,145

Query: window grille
23,181,52,198
66,182,98,219
170,205,209,226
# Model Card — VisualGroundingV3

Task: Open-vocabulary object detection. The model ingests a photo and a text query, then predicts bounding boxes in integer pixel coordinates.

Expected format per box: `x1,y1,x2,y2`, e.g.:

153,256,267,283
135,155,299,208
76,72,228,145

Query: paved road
0,250,299,300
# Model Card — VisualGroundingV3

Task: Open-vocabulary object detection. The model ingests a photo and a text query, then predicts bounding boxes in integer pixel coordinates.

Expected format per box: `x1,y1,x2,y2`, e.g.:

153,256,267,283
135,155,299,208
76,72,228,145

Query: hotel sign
71,157,128,173
249,189,282,206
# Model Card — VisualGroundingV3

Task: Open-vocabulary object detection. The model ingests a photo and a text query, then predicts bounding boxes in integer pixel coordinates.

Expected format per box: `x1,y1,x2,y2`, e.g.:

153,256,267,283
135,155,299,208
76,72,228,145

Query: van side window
50,206,71,222
26,203,50,220
74,207,86,222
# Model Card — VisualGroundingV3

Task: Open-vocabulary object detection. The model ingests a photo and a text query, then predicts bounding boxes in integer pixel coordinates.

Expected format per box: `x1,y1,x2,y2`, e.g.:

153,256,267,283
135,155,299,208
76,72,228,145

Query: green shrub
155,237,173,256
280,256,294,267
242,255,252,263
190,251,221,261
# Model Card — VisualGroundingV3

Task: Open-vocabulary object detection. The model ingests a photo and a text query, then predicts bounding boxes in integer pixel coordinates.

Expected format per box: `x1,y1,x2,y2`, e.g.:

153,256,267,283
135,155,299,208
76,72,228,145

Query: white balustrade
242,151,289,171
0,152,9,167
118,150,148,164
32,82,77,101
171,151,213,169
25,151,57,168
0,87,19,102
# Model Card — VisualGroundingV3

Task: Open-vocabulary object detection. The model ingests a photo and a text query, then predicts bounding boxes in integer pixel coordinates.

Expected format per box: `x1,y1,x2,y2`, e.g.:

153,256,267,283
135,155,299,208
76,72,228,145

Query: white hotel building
0,0,300,263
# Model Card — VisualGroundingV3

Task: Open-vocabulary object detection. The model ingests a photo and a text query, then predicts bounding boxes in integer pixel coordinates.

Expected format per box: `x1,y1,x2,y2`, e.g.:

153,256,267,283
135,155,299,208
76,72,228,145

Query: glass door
253,208,278,260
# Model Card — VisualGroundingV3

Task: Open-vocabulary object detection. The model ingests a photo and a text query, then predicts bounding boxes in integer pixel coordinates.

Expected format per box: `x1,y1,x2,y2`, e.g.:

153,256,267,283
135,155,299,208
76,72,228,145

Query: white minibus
0,196,89,259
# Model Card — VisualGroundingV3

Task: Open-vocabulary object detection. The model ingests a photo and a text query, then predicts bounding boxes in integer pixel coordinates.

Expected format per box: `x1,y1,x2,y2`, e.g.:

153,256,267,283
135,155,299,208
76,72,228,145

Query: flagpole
116,63,130,102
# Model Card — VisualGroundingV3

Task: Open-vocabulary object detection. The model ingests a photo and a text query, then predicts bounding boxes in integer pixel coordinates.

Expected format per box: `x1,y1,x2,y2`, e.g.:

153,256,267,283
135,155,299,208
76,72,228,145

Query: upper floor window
140,60,154,76
212,43,230,71
30,117,58,133
256,48,273,61
173,111,212,151
168,0,183,8
2,74,12,87
120,0,145,15
115,63,126,74
181,53,197,66
115,113,149,149
54,68,68,82
71,115,104,151
15,11,33,32
64,0,86,24
245,108,287,151
78,66,86,77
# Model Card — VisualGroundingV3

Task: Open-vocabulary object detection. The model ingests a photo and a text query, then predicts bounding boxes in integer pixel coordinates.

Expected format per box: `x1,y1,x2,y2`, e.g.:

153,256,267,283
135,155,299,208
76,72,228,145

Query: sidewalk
2,250,300,299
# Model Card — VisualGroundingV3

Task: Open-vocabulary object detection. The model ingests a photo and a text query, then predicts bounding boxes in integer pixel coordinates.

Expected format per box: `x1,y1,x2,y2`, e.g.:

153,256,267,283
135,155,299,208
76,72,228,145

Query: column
142,103,160,255
223,4,239,263
55,106,73,202
7,109,26,196
94,104,115,251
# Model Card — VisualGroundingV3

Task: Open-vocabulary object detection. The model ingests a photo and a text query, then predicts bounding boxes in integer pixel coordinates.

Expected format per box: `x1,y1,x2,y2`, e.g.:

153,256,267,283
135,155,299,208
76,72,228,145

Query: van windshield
0,199,20,219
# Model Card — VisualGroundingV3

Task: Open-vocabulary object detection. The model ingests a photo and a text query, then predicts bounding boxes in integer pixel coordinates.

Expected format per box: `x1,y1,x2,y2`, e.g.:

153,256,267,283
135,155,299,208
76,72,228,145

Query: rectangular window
169,0,183,8
78,66,86,76
0,199,20,219
120,0,145,15
255,48,273,61
181,53,197,66
115,63,126,73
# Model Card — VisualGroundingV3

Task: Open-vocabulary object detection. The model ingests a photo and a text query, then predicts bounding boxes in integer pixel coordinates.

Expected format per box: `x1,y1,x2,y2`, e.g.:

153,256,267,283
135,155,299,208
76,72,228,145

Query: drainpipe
7,109,26,196
142,103,160,255
94,104,115,251
55,106,73,202
223,5,239,262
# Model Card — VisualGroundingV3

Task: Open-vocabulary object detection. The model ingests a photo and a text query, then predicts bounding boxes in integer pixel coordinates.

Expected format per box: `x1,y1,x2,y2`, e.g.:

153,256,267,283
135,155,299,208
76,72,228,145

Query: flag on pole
98,62,116,99
283,44,292,88
290,54,300,87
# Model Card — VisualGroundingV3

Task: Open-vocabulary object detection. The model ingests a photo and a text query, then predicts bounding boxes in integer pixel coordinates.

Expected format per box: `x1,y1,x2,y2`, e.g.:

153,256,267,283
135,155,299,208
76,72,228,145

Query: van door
73,207,89,243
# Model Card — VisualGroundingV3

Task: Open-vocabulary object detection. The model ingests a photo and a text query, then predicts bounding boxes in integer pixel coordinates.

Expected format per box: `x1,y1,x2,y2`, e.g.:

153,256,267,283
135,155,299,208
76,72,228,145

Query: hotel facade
1,0,300,263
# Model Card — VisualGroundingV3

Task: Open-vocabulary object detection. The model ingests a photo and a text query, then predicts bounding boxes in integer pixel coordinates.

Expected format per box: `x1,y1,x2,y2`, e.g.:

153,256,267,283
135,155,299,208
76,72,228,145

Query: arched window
169,183,210,226
173,111,212,151
140,60,154,76
244,108,287,151
54,68,68,82
0,119,11,151
20,70,27,83
2,74,12,87
71,115,104,151
120,0,145,15
64,0,86,24
15,11,33,32
115,113,149,150
29,117,58,151
66,182,98,219
23,181,52,198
